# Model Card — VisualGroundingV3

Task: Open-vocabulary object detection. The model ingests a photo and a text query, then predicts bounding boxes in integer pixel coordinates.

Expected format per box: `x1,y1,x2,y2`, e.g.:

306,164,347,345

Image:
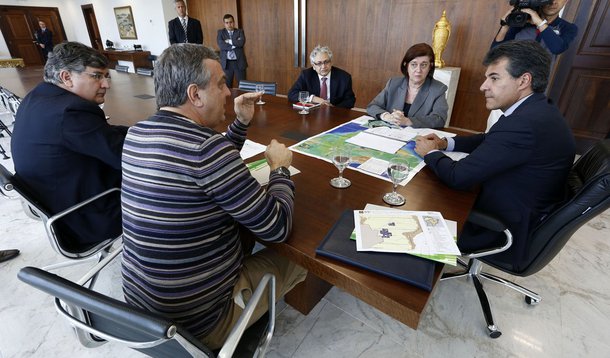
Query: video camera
505,0,551,27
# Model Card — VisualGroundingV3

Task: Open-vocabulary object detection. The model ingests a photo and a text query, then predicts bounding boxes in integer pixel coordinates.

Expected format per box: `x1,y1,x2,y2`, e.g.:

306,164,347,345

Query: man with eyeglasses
12,42,127,248
288,45,356,108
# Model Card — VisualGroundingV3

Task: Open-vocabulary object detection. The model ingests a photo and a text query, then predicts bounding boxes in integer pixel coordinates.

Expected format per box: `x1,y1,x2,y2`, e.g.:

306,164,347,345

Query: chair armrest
46,188,121,228
218,273,276,358
461,211,513,259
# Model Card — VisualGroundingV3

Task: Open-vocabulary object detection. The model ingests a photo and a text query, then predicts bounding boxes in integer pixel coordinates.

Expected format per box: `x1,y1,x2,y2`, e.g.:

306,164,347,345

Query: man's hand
265,139,292,170
522,8,544,27
311,95,329,105
414,134,447,157
234,92,261,125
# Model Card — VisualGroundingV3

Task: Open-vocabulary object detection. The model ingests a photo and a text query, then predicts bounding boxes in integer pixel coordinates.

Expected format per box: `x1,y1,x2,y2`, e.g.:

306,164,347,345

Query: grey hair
309,45,333,64
483,40,550,93
43,42,108,85
154,44,219,108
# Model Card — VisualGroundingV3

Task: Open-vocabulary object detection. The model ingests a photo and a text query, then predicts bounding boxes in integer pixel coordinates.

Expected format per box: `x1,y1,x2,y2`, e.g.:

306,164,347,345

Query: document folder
315,209,437,291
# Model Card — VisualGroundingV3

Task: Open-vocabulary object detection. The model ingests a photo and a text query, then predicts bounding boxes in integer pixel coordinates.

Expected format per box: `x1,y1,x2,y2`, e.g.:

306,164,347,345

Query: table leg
285,272,333,315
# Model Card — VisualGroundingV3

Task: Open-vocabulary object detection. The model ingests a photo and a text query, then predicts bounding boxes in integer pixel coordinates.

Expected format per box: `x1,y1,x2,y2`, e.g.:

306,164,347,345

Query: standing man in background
217,14,248,88
168,0,203,45
34,20,53,62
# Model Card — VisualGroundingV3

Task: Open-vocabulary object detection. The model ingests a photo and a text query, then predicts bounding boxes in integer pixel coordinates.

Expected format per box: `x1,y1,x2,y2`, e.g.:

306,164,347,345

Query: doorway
0,5,66,66
81,4,102,51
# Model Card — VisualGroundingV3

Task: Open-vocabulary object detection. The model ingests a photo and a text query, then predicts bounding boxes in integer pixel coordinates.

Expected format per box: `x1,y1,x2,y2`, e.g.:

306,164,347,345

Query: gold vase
432,10,451,68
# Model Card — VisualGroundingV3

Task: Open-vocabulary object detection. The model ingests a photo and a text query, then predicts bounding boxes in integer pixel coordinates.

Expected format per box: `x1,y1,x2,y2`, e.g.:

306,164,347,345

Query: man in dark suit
414,40,575,270
168,0,203,45
12,42,127,247
34,20,53,62
288,45,356,109
217,14,247,88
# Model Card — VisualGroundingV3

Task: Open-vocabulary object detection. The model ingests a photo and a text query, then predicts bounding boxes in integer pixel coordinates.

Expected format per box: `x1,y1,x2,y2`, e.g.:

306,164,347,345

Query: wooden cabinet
102,50,152,73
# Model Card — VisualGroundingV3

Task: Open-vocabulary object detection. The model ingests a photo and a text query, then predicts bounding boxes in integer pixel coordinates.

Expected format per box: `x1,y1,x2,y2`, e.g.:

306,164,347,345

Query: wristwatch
271,166,291,179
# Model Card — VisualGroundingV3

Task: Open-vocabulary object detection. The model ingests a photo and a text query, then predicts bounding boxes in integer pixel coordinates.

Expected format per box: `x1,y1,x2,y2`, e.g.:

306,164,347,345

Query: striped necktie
181,18,188,43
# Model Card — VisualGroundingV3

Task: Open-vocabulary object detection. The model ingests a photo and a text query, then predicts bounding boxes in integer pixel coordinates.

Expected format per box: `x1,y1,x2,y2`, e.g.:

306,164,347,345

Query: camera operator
492,0,577,57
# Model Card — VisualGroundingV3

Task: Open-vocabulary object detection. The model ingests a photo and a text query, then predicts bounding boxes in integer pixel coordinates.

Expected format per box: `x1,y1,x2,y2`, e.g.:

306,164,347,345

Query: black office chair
0,86,18,159
238,80,277,96
0,86,21,122
18,265,276,358
0,163,121,279
442,139,610,338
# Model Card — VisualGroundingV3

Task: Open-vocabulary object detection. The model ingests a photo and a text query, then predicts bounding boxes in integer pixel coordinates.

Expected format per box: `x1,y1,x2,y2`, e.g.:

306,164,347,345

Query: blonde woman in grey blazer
367,43,448,128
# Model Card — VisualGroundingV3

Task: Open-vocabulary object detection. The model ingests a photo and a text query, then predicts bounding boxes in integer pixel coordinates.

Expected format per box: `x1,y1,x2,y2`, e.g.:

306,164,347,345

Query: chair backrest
18,266,214,358
513,139,610,275
0,163,116,259
0,86,21,117
238,80,277,96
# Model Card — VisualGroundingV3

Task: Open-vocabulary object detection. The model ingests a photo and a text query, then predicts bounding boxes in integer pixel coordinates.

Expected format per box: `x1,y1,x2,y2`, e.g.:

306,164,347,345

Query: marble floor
1,122,609,358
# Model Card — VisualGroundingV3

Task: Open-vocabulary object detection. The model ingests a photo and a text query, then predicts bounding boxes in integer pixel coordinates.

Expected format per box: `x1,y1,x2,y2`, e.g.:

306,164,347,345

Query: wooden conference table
218,90,477,329
0,66,476,329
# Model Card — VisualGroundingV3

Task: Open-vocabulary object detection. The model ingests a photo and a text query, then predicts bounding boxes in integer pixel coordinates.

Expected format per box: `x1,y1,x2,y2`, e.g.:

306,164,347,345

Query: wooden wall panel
186,0,238,50
561,70,610,139
550,0,610,152
238,0,302,92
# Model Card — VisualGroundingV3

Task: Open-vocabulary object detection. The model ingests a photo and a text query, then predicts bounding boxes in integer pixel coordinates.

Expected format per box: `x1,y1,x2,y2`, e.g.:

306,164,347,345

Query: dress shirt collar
503,93,533,117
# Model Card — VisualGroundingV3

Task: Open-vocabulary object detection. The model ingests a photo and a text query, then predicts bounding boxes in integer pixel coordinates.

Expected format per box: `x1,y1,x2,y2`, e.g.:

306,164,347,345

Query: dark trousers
224,60,246,88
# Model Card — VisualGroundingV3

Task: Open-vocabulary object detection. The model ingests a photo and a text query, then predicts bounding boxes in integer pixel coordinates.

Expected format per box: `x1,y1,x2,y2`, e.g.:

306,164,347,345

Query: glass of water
298,91,310,115
383,158,410,205
255,84,265,105
329,146,351,189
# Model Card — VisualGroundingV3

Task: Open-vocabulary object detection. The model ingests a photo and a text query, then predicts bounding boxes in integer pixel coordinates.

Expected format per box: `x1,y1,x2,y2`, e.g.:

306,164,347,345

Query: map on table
289,119,426,185
353,210,461,264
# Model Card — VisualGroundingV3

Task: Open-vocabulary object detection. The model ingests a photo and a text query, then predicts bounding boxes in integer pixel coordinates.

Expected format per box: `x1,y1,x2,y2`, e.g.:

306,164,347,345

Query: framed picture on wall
114,6,137,40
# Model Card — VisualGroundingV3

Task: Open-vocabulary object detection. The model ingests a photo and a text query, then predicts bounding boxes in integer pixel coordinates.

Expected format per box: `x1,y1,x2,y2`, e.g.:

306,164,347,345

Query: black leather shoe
0,249,19,263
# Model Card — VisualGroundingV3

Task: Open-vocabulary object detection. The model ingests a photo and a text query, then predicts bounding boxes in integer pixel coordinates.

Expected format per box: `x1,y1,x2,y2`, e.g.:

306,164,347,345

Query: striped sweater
120,110,295,337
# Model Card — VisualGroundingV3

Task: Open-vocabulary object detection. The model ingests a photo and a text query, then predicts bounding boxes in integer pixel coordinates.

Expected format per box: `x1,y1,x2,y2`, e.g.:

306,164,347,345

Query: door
0,5,66,66
82,4,102,51
549,0,610,152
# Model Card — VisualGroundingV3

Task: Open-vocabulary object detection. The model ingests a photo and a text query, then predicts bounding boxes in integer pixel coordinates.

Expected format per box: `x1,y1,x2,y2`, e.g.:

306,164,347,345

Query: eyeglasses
409,62,430,70
81,71,112,82
313,59,331,66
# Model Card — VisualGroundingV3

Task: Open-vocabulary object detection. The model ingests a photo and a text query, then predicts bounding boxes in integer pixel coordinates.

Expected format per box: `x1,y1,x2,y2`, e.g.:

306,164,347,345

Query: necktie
320,77,328,100
227,31,237,60
181,18,188,43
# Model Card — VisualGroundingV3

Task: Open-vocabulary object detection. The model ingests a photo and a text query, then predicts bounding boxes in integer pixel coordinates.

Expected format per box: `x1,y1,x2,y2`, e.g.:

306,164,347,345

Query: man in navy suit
415,40,575,270
12,42,127,247
168,0,203,45
34,20,53,62
216,14,247,88
288,45,356,109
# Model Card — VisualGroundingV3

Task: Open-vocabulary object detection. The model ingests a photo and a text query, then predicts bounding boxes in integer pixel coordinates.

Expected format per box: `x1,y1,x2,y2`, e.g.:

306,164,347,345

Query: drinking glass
255,84,266,105
383,158,410,205
329,146,351,188
298,91,310,115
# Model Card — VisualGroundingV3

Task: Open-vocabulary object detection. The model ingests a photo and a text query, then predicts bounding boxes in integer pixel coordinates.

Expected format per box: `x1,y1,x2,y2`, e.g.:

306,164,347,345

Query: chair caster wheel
487,325,502,338
525,296,540,305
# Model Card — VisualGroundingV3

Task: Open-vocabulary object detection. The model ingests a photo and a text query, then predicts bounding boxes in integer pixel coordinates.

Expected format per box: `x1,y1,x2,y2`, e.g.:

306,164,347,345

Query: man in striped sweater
121,43,306,349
